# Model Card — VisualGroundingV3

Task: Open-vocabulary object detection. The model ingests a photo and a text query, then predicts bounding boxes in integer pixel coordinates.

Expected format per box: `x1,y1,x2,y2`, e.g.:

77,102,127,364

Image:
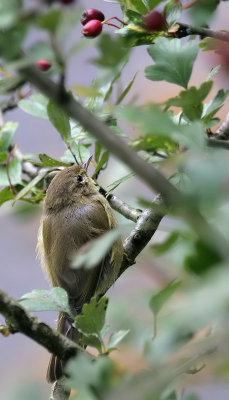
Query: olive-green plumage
37,164,123,382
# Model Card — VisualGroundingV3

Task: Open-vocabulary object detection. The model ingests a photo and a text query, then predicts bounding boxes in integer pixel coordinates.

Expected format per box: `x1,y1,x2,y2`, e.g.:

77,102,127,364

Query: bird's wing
41,198,117,308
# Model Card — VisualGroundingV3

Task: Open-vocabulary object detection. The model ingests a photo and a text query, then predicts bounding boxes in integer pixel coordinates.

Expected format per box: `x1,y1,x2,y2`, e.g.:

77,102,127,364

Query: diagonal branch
174,22,229,43
19,64,229,260
20,65,180,207
0,287,81,362
120,194,163,277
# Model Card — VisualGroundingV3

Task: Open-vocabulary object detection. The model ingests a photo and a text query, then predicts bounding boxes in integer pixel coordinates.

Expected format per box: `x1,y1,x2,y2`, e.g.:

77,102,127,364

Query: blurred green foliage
1,0,229,399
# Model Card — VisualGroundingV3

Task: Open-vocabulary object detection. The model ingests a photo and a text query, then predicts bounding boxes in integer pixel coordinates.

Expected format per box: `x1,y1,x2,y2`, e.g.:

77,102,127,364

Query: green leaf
108,330,129,349
0,24,27,60
12,169,48,205
145,0,164,10
0,0,22,29
18,94,49,119
118,24,158,47
47,100,70,140
27,41,56,63
61,143,90,164
107,172,135,193
0,122,18,151
0,186,14,206
145,37,198,88
153,231,180,255
0,75,24,94
65,352,115,398
71,229,120,270
165,81,213,121
202,89,229,126
93,151,109,177
117,104,175,137
199,37,217,52
185,239,221,275
79,333,103,353
116,72,137,104
56,9,81,42
183,395,199,400
19,287,72,315
0,157,21,186
164,0,182,27
189,0,219,26
72,85,102,98
93,34,129,68
117,104,205,149
117,0,148,13
76,296,108,335
38,8,61,33
35,154,69,168
94,141,102,163
149,280,181,317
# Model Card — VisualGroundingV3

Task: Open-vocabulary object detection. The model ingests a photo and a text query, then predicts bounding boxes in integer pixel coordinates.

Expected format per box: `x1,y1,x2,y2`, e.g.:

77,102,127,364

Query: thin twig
5,145,18,195
99,186,142,222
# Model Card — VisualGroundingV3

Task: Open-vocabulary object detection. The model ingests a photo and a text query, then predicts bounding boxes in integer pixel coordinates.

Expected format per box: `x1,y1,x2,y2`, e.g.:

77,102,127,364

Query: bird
37,162,123,382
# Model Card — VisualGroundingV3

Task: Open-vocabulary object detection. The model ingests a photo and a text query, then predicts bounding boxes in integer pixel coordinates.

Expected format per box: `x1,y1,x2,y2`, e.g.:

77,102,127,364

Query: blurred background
1,0,229,399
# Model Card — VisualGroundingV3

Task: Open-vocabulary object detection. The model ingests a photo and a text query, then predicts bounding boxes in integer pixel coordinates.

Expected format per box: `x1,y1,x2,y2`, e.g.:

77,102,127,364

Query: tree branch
120,194,163,277
99,186,142,222
207,138,229,149
175,22,229,43
19,64,229,260
21,65,180,207
0,288,81,362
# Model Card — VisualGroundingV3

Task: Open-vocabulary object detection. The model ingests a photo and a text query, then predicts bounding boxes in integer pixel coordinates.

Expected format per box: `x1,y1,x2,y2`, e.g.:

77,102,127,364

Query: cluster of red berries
80,8,166,39
81,9,105,38
36,8,166,70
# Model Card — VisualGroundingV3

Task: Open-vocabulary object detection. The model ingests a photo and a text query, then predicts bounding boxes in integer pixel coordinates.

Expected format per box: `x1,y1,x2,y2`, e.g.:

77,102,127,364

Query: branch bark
0,288,81,362
175,23,229,43
120,194,163,277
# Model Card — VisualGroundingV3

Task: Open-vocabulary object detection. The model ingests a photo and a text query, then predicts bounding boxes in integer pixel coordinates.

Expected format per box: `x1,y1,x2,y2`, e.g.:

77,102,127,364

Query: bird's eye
77,174,83,183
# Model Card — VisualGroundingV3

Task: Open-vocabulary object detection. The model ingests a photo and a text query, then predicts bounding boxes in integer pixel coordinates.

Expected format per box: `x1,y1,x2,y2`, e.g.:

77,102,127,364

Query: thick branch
176,23,229,43
0,288,80,362
207,138,229,150
120,194,163,277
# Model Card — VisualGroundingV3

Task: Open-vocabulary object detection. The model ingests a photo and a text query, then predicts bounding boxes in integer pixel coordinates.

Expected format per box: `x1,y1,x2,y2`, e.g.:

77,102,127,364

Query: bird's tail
47,312,78,383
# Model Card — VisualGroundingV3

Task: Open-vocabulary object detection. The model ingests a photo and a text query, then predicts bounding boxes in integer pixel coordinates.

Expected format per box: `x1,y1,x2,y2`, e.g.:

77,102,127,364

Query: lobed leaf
76,296,108,336
145,37,198,88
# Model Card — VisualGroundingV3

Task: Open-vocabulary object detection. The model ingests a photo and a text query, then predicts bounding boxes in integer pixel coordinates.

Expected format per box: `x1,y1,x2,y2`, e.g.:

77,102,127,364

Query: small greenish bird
38,163,123,382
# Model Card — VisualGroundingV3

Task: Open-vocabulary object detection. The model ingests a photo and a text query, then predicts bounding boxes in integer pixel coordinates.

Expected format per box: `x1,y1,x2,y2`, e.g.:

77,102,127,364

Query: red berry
82,20,103,38
143,10,166,32
37,59,52,71
81,8,105,25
